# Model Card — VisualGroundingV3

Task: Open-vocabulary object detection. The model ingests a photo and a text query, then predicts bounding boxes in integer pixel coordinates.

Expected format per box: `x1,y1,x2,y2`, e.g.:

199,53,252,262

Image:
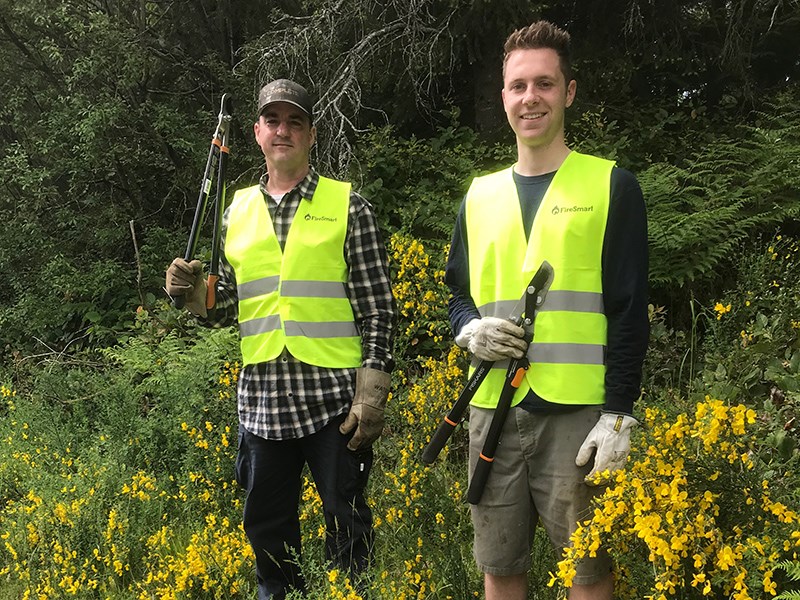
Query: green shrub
554,398,800,600
645,103,800,291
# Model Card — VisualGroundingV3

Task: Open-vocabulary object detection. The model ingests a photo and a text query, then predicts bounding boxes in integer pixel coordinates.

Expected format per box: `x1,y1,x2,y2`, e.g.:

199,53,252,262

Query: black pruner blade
516,260,554,333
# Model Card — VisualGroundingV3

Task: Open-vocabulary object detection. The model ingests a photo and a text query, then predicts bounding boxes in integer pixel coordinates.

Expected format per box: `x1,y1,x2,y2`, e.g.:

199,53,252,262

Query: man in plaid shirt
166,79,396,600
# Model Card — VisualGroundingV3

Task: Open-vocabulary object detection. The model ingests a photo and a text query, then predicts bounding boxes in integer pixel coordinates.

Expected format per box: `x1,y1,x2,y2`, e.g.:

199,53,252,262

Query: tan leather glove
339,367,391,450
165,258,208,317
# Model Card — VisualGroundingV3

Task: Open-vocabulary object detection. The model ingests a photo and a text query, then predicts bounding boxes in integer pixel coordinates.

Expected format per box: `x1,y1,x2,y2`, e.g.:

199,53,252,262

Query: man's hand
458,317,527,361
575,413,638,484
166,258,208,317
340,367,391,450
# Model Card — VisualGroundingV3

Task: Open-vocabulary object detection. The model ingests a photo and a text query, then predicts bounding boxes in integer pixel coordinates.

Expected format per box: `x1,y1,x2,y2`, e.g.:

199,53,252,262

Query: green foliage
354,114,514,239
556,398,800,599
2,0,799,357
643,303,691,396
776,560,800,599
645,95,800,290
0,0,263,355
687,234,800,470
644,233,800,460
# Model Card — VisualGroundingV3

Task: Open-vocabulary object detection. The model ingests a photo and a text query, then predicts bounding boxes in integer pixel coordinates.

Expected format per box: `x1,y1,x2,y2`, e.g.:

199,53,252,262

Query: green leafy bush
554,399,800,600
353,114,513,239
645,102,800,290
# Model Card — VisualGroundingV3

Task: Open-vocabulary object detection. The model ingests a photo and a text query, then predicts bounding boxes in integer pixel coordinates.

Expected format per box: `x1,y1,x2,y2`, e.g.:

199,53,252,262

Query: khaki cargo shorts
468,405,612,585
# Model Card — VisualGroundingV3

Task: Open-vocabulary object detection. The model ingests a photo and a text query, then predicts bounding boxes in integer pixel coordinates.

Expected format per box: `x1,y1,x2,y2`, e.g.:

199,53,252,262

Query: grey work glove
575,413,639,484
460,317,527,362
166,258,208,317
339,367,391,451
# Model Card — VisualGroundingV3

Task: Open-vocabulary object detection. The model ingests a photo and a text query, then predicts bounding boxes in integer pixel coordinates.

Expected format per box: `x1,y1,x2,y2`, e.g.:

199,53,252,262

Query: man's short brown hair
503,20,573,83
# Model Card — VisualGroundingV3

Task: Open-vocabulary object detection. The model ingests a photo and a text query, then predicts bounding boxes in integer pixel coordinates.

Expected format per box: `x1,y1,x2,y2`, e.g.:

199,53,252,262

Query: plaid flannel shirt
205,168,396,440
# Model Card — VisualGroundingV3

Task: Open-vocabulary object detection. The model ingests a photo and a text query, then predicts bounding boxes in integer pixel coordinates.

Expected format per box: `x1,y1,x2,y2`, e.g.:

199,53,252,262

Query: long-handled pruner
173,94,233,313
466,260,553,504
421,261,554,475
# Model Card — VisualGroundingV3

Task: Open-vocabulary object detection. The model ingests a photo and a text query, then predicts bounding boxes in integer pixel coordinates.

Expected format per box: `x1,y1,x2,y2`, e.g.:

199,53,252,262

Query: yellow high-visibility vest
465,152,613,408
225,177,362,367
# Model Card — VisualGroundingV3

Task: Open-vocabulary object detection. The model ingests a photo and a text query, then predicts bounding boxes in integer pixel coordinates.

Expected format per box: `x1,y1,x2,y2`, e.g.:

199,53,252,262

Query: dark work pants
235,414,374,600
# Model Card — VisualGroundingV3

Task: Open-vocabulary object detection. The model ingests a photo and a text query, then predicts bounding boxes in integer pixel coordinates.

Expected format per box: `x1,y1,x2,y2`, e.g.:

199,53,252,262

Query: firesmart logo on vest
551,205,594,216
304,213,337,223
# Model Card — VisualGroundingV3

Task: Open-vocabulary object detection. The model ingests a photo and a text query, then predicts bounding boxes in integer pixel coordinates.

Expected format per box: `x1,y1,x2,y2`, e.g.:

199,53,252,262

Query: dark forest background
1,0,799,359
3,3,800,598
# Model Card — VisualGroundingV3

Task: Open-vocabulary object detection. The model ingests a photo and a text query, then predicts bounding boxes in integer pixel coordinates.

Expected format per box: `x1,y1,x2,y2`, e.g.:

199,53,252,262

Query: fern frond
775,559,800,599
645,103,800,289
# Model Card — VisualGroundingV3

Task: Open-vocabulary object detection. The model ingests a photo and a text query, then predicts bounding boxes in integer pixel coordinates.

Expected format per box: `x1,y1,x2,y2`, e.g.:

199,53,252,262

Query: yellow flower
713,302,732,319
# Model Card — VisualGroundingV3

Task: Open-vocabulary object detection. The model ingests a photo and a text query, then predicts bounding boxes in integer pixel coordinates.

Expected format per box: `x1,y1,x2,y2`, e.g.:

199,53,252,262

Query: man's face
502,48,576,150
253,102,316,171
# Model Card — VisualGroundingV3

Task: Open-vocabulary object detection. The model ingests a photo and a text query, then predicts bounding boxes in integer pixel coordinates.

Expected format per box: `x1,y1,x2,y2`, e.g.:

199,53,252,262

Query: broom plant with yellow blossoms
552,398,800,599
372,344,477,600
3,233,799,599
0,328,257,600
388,233,451,368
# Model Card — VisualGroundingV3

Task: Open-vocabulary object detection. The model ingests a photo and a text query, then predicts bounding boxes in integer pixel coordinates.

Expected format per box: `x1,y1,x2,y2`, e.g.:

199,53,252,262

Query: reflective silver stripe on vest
237,278,349,301
478,291,604,318
284,320,359,338
281,280,349,298
538,291,604,313
238,276,280,301
473,343,606,369
239,315,282,337
478,300,518,318
531,342,605,364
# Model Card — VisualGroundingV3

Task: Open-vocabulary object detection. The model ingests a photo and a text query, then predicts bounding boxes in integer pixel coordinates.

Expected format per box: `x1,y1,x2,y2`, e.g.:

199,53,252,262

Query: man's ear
566,79,577,108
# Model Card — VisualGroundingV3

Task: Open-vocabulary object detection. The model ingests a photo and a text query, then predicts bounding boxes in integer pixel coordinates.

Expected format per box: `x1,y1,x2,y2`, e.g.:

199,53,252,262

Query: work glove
165,258,208,318
575,412,639,484
457,317,527,362
340,367,391,451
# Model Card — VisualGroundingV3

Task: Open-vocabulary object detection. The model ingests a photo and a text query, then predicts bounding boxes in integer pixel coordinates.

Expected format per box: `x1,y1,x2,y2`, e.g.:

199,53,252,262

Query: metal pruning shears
420,260,554,505
173,94,233,313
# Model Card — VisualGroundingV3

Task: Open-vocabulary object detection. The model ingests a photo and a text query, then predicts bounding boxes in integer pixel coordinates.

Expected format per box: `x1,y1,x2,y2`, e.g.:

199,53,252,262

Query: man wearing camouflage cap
166,79,396,599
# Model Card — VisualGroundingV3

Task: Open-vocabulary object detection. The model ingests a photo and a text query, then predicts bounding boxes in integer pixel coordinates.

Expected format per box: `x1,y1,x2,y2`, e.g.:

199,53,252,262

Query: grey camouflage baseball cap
257,79,313,122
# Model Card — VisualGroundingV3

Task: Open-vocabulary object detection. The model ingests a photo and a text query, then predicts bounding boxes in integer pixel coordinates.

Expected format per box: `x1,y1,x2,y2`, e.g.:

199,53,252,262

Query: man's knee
485,572,527,600
568,571,614,600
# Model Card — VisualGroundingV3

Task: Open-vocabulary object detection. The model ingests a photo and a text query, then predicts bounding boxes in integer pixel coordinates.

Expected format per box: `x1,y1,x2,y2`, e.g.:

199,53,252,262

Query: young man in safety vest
445,21,649,600
166,79,396,599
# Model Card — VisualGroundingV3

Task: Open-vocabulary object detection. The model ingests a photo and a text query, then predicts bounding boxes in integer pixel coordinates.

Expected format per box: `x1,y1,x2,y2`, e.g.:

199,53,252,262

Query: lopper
421,260,554,504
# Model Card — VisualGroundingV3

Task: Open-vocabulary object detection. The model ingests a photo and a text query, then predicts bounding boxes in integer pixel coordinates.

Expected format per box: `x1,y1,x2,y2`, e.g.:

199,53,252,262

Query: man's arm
602,167,649,415
445,198,481,339
344,193,396,372
338,191,396,449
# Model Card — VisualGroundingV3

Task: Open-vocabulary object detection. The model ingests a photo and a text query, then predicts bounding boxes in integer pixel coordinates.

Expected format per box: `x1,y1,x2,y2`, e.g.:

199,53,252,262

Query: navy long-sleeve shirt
445,165,649,415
